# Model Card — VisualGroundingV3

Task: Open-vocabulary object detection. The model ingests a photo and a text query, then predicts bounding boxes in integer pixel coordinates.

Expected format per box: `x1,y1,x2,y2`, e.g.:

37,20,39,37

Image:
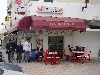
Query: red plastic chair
53,51,60,64
38,51,44,62
76,54,84,63
84,51,91,61
44,50,53,65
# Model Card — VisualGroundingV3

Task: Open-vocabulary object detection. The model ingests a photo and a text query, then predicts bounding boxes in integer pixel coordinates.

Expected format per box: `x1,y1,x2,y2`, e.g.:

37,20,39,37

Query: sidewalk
0,47,100,75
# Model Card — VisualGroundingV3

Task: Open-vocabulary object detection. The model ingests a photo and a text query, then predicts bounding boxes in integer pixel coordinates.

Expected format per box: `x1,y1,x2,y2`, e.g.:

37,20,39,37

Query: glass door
48,36,64,52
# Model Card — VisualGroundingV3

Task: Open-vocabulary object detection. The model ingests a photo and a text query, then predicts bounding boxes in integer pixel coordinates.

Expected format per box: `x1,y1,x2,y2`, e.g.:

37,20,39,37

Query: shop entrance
48,36,64,52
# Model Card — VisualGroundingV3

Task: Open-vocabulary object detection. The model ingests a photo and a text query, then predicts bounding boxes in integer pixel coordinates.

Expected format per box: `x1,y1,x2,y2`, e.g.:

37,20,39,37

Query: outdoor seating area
29,46,91,65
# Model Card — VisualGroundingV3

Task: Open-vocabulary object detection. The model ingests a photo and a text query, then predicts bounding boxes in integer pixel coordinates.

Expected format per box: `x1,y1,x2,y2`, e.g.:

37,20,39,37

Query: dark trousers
35,54,39,61
12,50,15,59
17,52,22,62
24,51,30,62
8,52,13,62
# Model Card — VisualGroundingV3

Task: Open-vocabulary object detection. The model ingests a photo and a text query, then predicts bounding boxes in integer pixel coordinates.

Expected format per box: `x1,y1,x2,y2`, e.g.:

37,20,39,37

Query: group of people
6,38,32,63
64,45,81,61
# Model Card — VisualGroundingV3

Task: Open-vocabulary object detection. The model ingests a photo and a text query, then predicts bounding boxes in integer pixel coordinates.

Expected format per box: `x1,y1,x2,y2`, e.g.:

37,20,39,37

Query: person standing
24,38,31,63
6,39,13,63
64,45,72,61
12,39,17,60
16,41,23,63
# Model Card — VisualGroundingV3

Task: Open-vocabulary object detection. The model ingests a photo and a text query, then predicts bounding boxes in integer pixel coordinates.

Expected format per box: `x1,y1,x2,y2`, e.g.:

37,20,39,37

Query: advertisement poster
36,38,43,51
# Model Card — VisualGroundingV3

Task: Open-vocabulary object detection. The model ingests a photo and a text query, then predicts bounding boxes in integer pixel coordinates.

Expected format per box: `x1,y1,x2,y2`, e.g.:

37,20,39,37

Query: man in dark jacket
6,39,13,63
16,41,23,63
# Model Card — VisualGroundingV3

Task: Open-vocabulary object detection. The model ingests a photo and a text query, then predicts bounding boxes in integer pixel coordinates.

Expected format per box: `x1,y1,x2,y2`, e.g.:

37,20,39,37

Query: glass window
44,0,53,2
48,36,63,52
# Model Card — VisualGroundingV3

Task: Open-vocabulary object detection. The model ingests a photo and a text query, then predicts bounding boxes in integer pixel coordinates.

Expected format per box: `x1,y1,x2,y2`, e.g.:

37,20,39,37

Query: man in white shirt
65,45,70,55
24,38,31,63
64,45,72,61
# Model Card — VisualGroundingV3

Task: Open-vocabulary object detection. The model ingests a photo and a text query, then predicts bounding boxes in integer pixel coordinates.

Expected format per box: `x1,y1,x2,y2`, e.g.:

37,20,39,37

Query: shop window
48,36,63,52
44,0,53,2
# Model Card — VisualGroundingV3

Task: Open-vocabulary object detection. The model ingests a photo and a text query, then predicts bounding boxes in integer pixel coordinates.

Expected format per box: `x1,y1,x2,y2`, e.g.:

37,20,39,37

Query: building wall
27,1,100,20
32,31,100,59
7,1,100,26
7,0,100,6
6,0,100,59
64,31,100,59
7,0,100,26
7,0,29,8
53,0,100,5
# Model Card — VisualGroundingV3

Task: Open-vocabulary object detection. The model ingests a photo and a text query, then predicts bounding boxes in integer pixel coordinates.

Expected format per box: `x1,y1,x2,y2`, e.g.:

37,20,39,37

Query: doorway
48,36,64,52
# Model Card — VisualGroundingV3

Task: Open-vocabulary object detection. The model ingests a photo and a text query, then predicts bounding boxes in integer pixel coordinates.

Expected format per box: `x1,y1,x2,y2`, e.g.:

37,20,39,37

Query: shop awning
31,16,86,31
8,16,31,33
8,22,18,33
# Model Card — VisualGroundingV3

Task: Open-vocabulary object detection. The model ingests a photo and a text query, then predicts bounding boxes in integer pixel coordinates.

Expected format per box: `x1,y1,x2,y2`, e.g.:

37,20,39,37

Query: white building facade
4,0,100,59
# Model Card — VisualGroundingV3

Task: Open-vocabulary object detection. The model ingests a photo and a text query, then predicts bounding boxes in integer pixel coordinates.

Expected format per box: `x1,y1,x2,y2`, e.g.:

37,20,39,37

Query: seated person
35,50,39,61
35,49,44,61
74,46,80,60
39,48,44,57
75,46,80,51
79,46,82,51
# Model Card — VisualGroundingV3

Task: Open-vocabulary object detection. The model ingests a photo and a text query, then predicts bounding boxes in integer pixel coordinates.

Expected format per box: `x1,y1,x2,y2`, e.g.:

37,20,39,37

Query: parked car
0,51,27,75
0,68,27,75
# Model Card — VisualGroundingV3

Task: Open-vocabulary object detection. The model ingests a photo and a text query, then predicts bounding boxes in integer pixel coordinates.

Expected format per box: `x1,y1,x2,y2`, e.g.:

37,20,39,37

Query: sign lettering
50,22,74,26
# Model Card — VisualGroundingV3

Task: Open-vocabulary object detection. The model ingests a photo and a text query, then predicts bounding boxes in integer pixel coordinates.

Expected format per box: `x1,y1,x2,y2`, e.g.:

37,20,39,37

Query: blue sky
0,0,7,30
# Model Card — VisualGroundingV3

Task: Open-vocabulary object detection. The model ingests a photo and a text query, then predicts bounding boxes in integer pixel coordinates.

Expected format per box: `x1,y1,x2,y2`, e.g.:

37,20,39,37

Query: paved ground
0,47,100,75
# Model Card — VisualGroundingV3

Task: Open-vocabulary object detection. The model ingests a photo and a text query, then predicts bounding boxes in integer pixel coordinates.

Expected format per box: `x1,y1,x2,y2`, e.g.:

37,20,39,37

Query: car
0,68,27,75
0,51,27,75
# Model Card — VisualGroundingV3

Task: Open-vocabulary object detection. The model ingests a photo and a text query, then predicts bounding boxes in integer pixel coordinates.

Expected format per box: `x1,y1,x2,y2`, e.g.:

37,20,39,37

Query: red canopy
18,16,31,30
31,16,86,31
8,16,31,33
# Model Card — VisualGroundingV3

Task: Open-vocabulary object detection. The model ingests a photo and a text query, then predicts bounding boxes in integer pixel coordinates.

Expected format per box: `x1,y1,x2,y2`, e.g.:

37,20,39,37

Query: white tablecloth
49,52,57,54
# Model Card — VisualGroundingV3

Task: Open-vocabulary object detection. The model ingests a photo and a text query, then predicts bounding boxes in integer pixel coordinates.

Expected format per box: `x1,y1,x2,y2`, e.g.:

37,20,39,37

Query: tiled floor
1,48,100,75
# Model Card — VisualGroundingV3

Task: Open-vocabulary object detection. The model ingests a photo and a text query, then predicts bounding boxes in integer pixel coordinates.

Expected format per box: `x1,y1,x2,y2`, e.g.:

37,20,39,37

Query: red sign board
15,0,22,5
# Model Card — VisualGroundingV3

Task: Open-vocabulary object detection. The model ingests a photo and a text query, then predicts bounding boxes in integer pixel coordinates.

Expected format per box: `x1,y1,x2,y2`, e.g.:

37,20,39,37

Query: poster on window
36,38,43,51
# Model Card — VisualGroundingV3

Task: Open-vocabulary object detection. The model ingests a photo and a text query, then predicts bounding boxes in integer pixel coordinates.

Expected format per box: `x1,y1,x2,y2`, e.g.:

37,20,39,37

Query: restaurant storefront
30,15,86,56
6,15,100,59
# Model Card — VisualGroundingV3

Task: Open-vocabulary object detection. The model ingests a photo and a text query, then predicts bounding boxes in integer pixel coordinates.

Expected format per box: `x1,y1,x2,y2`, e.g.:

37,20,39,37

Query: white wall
31,31,100,59
26,1,100,20
53,0,100,5
11,8,25,25
64,31,100,58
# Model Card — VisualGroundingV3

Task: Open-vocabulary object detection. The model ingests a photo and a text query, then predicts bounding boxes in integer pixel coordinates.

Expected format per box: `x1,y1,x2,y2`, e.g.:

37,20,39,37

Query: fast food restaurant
4,1,100,59
6,15,100,59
